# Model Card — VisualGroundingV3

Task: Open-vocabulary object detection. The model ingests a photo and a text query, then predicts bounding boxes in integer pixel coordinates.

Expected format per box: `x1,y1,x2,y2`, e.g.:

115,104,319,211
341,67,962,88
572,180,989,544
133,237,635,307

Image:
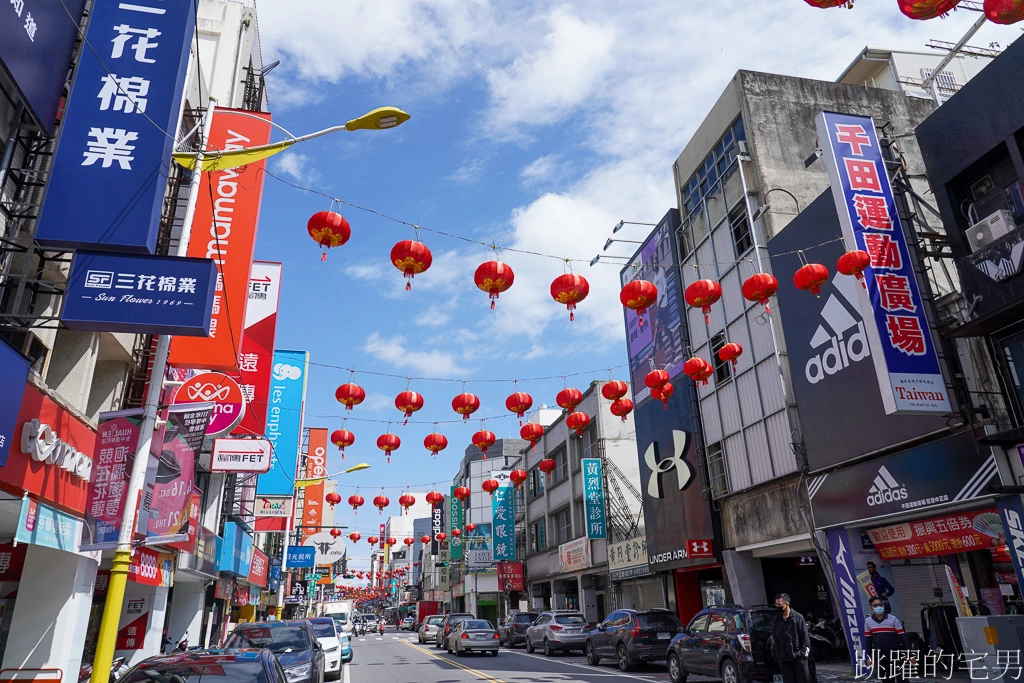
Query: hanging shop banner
808,430,998,529
431,497,445,556
171,373,244,437
248,548,270,588
286,546,315,568
865,507,1001,560
167,487,201,553
945,565,973,617
449,487,464,561
216,521,253,577
214,578,234,601
61,252,218,335
128,546,173,587
193,527,220,578
115,596,150,651
492,485,515,562
211,438,272,473
142,404,211,544
317,564,333,586
257,350,308,495
608,536,651,581
815,112,950,416
15,496,83,553
300,429,328,543
0,0,86,134
35,0,195,253
826,527,866,671
582,458,608,539
83,408,141,549
255,495,293,533
496,561,525,591
379,523,386,551
0,341,30,468
465,523,493,568
234,262,282,436
169,108,273,370
996,495,1024,591
558,537,592,573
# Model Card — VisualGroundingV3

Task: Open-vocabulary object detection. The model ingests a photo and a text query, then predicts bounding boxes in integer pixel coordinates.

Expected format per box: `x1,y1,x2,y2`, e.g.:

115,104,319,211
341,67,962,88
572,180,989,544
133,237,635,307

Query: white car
401,616,417,631
418,615,443,644
310,617,344,680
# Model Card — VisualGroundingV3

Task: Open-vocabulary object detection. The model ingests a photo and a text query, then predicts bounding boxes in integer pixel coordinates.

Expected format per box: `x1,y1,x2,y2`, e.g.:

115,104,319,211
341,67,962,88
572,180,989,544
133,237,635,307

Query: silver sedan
418,615,443,644
446,619,500,657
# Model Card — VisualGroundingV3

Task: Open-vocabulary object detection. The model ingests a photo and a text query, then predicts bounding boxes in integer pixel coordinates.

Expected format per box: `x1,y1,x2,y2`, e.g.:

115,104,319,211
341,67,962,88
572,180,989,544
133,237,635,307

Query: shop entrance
762,556,834,621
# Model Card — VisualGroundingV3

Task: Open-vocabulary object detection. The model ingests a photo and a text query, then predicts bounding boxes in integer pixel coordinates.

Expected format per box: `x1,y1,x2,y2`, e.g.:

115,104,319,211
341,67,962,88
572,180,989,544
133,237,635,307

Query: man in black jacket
772,593,811,683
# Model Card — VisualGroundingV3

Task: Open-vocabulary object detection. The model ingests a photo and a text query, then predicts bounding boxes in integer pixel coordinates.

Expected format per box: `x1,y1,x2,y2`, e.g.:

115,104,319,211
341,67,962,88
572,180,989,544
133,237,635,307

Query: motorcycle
378,621,385,636
78,656,128,683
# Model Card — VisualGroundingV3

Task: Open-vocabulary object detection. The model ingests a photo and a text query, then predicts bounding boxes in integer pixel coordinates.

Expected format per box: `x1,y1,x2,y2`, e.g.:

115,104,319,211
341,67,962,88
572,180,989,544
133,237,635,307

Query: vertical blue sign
826,527,866,672
816,112,950,416
0,340,30,467
257,351,309,495
286,546,315,568
35,0,196,253
997,495,1024,592
491,485,516,561
582,458,607,539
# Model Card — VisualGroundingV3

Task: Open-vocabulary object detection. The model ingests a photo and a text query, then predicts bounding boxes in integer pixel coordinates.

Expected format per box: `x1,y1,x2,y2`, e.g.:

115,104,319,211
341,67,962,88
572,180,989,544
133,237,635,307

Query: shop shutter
891,562,944,637
626,578,666,611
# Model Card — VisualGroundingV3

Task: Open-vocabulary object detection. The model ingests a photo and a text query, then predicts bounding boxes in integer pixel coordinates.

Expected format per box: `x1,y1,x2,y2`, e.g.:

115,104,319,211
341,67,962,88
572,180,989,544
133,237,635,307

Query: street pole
275,522,292,620
90,98,216,683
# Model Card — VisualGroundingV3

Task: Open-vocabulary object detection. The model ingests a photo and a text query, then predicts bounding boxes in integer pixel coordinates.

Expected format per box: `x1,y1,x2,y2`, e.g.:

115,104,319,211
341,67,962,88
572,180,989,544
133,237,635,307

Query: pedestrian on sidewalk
864,596,912,681
866,562,896,613
772,593,811,683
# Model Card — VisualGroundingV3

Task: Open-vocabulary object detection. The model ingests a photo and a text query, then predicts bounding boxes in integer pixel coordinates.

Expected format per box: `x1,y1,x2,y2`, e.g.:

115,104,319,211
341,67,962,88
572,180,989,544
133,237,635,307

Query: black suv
585,608,684,671
498,611,537,647
434,612,475,649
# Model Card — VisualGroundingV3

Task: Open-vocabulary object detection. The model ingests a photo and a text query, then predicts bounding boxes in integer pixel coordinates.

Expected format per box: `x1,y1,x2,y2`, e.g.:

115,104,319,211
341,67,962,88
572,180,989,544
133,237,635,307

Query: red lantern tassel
321,251,327,261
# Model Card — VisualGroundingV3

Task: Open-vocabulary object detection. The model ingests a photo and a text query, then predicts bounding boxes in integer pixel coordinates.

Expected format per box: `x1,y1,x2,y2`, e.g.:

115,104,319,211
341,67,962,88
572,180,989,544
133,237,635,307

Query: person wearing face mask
771,593,811,683
864,596,912,681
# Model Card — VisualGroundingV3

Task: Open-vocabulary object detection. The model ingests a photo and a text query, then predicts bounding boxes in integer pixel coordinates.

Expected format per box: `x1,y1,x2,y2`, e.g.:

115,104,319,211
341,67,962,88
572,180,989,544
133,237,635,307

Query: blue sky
250,1,1019,565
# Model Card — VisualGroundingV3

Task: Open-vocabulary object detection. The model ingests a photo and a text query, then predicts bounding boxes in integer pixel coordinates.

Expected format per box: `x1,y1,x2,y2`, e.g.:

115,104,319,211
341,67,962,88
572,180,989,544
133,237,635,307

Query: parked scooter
78,656,128,683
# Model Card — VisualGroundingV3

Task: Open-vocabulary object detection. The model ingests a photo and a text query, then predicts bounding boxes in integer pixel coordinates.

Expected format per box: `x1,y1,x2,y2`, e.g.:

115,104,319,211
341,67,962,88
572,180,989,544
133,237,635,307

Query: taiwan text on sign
492,484,515,562
816,112,950,415
496,561,525,591
558,537,592,573
212,438,272,473
865,507,999,561
62,252,218,336
608,536,650,581
582,458,607,539
286,546,315,568
35,0,195,252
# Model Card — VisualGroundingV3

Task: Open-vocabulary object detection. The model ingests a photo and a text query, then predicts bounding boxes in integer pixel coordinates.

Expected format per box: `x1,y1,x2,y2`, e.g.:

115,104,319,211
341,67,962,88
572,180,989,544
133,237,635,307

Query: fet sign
211,438,272,472
172,372,244,436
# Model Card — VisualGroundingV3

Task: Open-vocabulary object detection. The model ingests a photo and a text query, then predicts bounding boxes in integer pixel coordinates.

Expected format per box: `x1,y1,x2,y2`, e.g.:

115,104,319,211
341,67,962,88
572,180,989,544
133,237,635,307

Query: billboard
257,351,308,495
492,484,515,561
142,404,211,544
449,486,464,561
234,262,282,436
169,108,273,370
464,523,493,568
816,112,951,415
768,191,949,471
34,0,195,252
211,438,272,473
216,521,254,577
582,458,607,539
255,495,293,533
620,209,684,405
61,252,217,335
300,429,328,542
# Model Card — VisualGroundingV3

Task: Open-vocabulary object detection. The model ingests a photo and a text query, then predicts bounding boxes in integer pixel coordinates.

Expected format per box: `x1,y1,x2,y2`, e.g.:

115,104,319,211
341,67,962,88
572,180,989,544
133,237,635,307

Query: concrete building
838,45,996,105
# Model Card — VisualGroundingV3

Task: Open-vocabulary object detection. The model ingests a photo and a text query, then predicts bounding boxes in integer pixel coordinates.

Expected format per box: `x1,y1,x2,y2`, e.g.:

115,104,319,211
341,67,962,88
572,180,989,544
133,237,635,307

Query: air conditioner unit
966,209,1016,253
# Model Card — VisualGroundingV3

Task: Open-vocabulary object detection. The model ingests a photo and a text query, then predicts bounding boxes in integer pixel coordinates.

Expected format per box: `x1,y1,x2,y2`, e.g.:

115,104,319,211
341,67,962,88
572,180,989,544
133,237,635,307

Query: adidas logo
866,465,908,506
805,272,871,385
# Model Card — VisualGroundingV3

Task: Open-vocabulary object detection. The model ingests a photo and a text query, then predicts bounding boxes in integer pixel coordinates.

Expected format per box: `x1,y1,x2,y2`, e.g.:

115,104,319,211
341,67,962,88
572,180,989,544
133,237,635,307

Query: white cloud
360,392,393,413
273,152,319,183
344,262,389,283
363,331,467,378
446,157,487,185
414,303,453,327
520,154,569,188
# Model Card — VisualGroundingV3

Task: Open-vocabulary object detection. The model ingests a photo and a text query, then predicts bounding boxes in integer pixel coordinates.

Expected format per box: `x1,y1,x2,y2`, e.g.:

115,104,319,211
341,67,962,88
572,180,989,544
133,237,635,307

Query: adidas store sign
805,275,871,385
866,466,908,506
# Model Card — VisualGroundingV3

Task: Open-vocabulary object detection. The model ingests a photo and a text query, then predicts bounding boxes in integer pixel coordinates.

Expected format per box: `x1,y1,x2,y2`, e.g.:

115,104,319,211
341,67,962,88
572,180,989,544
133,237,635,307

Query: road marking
400,640,505,683
375,637,383,641
506,649,667,682
342,663,350,683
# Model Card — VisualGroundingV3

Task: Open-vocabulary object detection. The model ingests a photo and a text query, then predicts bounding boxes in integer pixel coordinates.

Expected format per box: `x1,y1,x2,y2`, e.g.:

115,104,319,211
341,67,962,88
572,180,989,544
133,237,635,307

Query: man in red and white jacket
863,596,913,680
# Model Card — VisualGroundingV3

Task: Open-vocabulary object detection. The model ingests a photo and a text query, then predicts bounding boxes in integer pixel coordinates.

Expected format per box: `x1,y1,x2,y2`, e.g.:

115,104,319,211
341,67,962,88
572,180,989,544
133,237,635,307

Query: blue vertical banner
492,485,516,561
582,458,607,539
826,527,866,672
816,112,950,416
35,0,196,253
997,495,1024,590
0,340,30,467
257,351,308,495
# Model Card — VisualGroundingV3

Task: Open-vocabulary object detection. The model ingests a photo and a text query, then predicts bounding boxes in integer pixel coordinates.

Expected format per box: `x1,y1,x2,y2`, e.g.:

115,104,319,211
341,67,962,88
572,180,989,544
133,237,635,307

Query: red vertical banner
233,262,282,436
300,428,328,543
169,108,272,371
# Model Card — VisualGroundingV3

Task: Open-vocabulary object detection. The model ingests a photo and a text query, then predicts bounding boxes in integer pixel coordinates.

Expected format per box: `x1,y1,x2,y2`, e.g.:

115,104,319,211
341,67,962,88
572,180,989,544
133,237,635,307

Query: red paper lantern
803,0,854,6
601,380,628,401
331,429,354,458
453,486,471,504
836,250,871,286
620,280,658,327
474,260,515,309
520,422,544,451
505,392,533,423
435,533,447,543
420,535,431,544
472,430,496,457
482,479,500,497
550,273,590,321
465,523,476,533
425,490,444,507
325,492,342,509
538,458,557,478
349,532,361,542
451,529,462,538
684,357,713,384
718,342,743,370
556,387,583,411
307,211,351,260
404,537,415,546
348,494,365,513
395,390,424,424
685,279,723,324
373,494,390,514
610,398,634,422
390,239,433,290
376,433,401,463
399,493,416,514
651,381,675,409
566,411,591,437
509,469,528,489
898,0,960,19
424,432,448,458
645,369,670,389
367,536,379,546
985,0,1024,23
335,383,366,411
742,273,779,314
794,263,830,297
452,392,481,421
385,537,397,547
330,528,342,538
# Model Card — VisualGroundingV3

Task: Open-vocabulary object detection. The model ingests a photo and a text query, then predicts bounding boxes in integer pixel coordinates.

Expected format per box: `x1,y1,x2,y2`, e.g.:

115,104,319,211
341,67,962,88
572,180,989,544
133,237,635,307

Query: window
728,205,752,256
574,500,585,537
710,333,731,384
553,508,572,545
529,521,546,552
706,442,729,498
687,613,709,632
528,467,545,499
551,447,569,486
707,612,730,633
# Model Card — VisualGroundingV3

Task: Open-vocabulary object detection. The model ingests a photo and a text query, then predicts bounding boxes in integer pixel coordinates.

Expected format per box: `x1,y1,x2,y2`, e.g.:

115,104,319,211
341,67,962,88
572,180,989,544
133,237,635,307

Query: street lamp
612,219,657,234
295,462,371,488
603,238,642,251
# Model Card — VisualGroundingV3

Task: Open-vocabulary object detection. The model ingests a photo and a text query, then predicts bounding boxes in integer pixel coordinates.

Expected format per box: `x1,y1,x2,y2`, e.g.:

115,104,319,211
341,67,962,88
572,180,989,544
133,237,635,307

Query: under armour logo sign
691,541,709,553
644,430,695,499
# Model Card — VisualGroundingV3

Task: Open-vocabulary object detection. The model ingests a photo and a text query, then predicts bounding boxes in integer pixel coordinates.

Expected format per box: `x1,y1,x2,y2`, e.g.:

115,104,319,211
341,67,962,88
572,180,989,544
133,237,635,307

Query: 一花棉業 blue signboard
216,521,253,577
0,0,86,135
491,484,515,562
816,112,950,416
286,546,315,568
582,458,607,539
61,251,217,335
0,339,30,467
257,351,309,496
34,0,195,253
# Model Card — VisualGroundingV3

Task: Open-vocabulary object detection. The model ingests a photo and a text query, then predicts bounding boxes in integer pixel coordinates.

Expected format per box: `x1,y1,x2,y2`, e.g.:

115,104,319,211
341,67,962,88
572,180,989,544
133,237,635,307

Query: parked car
309,617,346,679
586,608,684,672
498,611,538,648
434,613,475,649
226,620,325,683
446,619,500,657
118,650,284,683
418,615,444,644
525,610,590,656
401,616,417,631
666,605,783,683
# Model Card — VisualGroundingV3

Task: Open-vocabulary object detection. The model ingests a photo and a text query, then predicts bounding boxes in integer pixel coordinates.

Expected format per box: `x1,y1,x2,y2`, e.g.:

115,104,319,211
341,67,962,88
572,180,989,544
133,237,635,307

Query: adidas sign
866,465,908,506
805,274,871,385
